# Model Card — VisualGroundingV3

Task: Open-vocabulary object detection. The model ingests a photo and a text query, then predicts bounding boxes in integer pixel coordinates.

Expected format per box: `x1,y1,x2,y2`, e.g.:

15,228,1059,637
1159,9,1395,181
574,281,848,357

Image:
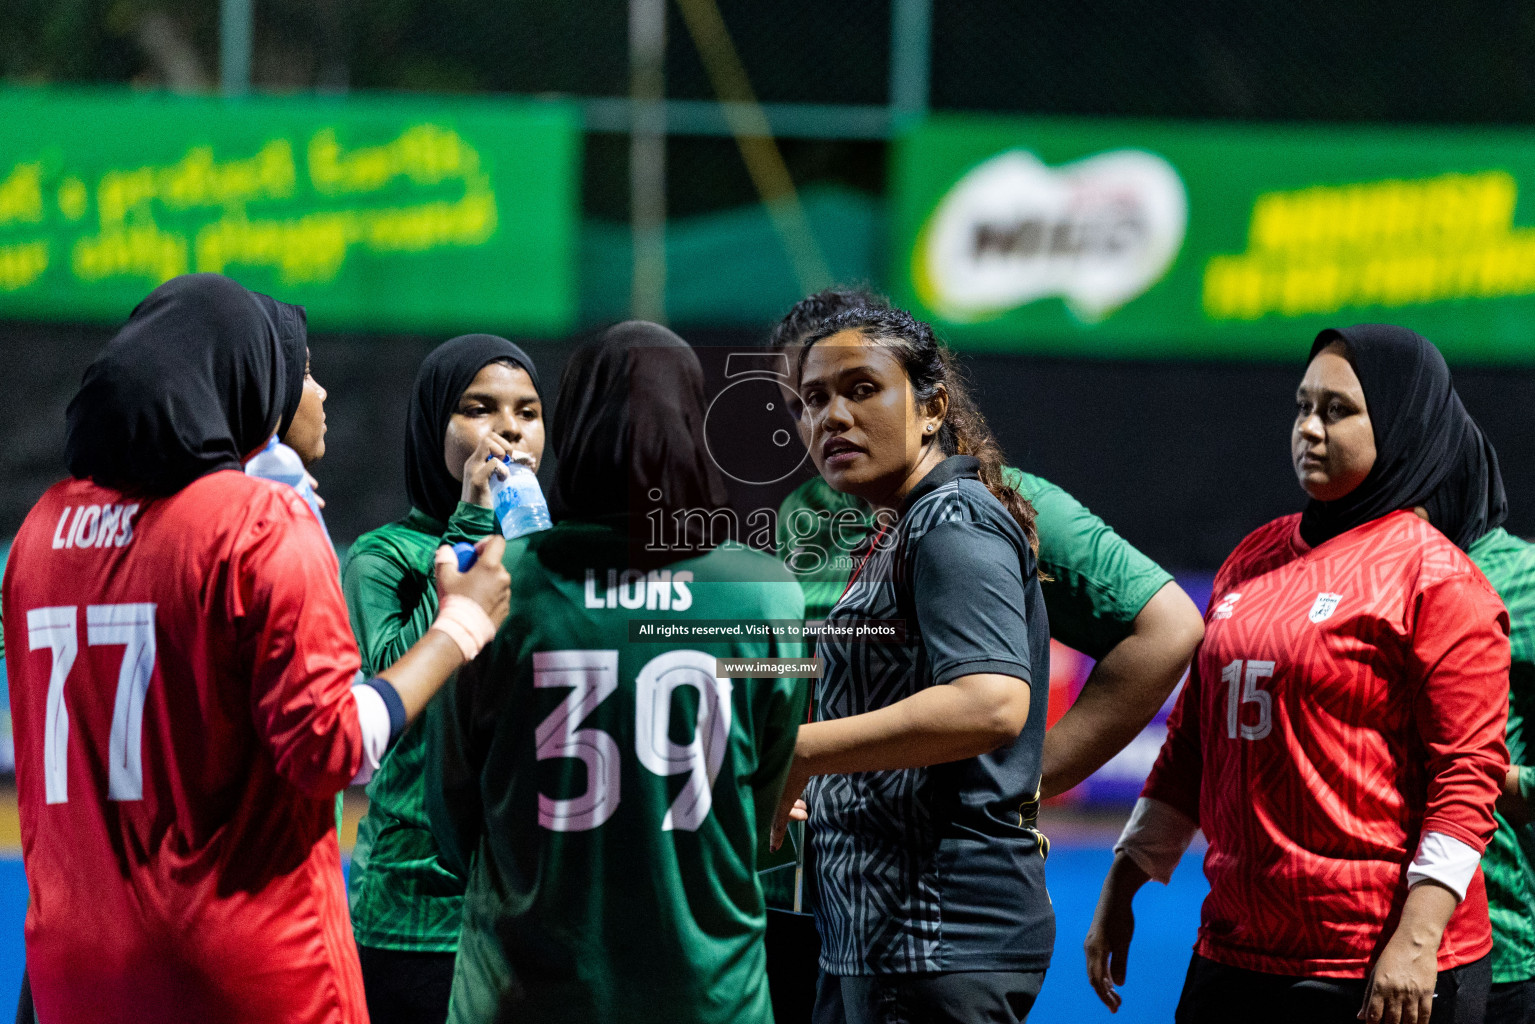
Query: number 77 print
26,603,158,805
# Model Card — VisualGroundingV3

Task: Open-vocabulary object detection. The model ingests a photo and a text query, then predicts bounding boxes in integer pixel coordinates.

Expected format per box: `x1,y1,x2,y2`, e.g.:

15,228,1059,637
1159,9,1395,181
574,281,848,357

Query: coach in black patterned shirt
770,307,1053,1024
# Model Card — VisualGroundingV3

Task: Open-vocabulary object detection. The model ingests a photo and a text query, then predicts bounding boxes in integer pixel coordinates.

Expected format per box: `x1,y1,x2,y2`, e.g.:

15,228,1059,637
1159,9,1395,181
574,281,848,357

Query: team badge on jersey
1309,592,1343,623
1212,592,1242,620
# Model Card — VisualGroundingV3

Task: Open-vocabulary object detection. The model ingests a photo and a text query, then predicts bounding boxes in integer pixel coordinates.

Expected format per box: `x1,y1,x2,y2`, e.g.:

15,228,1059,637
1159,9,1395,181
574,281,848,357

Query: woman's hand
1084,853,1149,1013
304,472,326,509
1359,881,1456,1024
1084,897,1133,1013
378,535,510,726
460,435,534,508
770,761,811,852
435,534,511,631
1360,940,1437,1024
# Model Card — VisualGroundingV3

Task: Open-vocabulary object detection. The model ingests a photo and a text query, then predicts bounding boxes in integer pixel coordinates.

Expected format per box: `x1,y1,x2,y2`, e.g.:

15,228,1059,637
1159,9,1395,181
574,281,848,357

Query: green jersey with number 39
425,521,808,1024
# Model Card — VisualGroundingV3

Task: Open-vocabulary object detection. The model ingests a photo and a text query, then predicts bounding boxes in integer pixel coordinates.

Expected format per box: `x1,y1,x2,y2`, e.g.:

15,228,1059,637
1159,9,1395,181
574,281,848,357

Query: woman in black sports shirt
770,307,1053,1024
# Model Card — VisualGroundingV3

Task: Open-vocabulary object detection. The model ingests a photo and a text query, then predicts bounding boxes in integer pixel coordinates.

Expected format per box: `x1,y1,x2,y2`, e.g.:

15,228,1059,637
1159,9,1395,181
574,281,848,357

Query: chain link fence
14,3,1535,109
930,0,1535,122
10,1,1535,223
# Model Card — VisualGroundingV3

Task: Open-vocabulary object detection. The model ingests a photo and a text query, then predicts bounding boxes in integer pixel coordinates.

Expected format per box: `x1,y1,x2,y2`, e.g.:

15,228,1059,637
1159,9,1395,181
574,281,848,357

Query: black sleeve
909,519,1034,686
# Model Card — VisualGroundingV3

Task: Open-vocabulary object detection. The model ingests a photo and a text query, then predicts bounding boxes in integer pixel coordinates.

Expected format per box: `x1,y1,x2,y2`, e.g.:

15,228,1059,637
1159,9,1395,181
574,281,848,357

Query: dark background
11,1,1535,222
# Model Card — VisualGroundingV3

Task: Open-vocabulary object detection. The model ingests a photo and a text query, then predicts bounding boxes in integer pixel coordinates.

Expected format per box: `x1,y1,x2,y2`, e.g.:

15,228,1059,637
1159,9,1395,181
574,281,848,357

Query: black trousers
357,945,456,1024
13,968,31,1024
814,968,1046,1024
1176,953,1492,1024
1488,978,1535,1024
767,910,822,1023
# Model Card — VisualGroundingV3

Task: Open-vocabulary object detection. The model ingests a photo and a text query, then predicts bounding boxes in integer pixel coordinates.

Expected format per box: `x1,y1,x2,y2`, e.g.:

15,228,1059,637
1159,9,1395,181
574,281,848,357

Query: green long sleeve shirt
342,502,496,952
1468,527,1535,985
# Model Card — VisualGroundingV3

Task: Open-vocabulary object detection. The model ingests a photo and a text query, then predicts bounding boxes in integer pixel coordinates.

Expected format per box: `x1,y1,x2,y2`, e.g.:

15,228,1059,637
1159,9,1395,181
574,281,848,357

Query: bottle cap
453,541,478,572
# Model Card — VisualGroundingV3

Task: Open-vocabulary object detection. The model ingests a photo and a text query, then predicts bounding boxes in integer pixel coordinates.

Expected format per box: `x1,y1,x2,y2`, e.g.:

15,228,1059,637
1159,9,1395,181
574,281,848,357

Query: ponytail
937,349,1039,554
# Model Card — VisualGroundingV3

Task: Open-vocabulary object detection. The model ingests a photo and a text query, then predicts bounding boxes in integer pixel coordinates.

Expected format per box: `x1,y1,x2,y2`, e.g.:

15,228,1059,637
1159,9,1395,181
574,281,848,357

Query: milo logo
914,148,1187,323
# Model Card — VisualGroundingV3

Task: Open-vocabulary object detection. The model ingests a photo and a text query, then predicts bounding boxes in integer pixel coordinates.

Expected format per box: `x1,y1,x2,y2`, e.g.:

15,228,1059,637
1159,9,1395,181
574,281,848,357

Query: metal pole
888,0,932,130
220,0,253,97
673,0,832,296
629,0,667,323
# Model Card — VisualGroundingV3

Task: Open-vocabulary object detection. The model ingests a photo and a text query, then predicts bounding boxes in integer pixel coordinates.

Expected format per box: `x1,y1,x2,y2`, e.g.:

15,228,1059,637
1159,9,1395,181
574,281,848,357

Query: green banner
0,88,580,334
892,115,1535,362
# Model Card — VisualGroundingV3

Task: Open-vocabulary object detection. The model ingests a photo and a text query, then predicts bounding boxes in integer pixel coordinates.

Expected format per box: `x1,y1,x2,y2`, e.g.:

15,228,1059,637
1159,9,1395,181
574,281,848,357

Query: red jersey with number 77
1143,510,1509,978
2,471,368,1024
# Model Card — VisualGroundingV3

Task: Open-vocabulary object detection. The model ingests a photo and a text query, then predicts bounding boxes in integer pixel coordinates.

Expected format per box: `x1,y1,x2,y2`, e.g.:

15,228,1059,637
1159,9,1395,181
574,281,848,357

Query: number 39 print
533,649,733,834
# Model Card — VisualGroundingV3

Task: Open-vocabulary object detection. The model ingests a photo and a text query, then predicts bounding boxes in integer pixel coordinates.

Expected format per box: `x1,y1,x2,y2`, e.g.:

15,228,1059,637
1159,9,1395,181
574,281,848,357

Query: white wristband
350,684,392,786
1406,831,1481,901
1114,797,1200,884
430,593,498,662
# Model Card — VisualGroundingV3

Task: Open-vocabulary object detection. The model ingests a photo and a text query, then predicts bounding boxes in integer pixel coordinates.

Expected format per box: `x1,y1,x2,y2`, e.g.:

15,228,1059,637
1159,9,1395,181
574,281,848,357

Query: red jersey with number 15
1143,510,1509,978
2,471,368,1024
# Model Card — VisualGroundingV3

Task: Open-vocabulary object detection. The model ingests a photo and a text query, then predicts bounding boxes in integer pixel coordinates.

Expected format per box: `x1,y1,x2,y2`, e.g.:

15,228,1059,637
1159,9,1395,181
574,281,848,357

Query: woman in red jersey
1,273,511,1024
1085,324,1511,1024
12,284,332,1024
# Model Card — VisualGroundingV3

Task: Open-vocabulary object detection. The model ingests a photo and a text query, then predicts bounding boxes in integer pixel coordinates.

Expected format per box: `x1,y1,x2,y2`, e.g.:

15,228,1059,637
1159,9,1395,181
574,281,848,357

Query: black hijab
65,273,303,496
548,321,728,551
1298,324,1508,550
251,291,308,440
404,334,541,524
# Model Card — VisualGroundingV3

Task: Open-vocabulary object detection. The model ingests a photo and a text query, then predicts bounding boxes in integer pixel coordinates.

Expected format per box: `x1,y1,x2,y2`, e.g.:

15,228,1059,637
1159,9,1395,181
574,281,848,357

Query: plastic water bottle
487,457,552,540
246,435,333,550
